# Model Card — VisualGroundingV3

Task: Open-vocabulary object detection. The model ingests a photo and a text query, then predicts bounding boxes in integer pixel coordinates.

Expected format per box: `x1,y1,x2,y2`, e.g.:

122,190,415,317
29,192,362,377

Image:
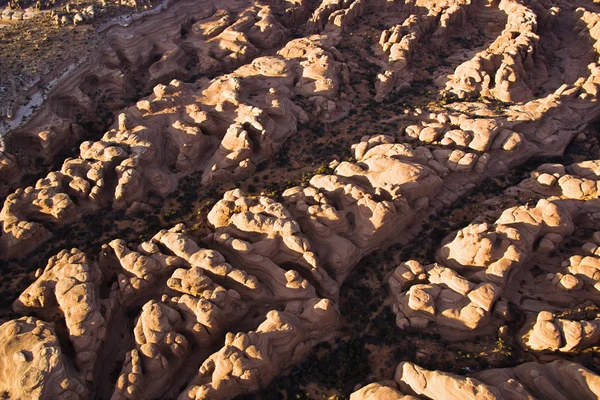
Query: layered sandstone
2,0,600,399
389,161,600,339
348,360,600,400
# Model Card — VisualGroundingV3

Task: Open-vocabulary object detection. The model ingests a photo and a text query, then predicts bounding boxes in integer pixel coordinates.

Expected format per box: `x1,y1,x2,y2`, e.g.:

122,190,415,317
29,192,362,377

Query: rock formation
350,382,419,400
1,211,339,398
389,161,600,339
355,360,600,400
375,0,472,101
2,0,600,398
0,30,347,258
444,0,543,103
180,298,337,400
13,249,108,381
0,317,87,399
521,311,600,352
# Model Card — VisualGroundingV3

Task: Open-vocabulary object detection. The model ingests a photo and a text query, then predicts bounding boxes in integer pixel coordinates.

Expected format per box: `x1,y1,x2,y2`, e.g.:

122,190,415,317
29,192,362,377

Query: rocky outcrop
380,360,600,400
395,362,502,399
111,300,190,400
207,189,336,297
350,382,419,400
306,0,368,34
444,0,543,102
108,227,255,399
98,233,184,306
0,33,346,258
520,311,600,352
13,249,109,381
3,126,600,399
375,0,472,101
471,360,600,399
3,1,600,398
180,298,337,400
389,161,600,339
438,199,573,284
1,209,340,399
0,317,86,400
0,0,344,201
389,260,500,335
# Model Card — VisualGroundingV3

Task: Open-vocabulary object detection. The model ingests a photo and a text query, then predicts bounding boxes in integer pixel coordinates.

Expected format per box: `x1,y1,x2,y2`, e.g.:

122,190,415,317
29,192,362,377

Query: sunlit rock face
2,0,600,398
346,360,600,400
